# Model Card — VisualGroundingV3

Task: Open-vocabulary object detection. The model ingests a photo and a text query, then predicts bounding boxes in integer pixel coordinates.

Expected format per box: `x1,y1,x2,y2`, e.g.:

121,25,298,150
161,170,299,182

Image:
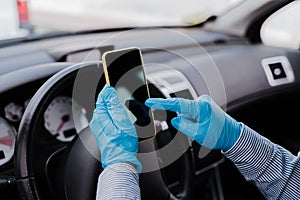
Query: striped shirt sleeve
96,163,141,200
223,124,300,199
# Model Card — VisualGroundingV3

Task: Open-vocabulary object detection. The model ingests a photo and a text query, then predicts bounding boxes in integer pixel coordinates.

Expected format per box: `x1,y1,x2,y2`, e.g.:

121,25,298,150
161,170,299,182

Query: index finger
145,98,189,114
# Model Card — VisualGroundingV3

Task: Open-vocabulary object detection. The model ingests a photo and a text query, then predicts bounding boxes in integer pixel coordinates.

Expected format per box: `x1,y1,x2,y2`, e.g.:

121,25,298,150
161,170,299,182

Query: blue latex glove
145,95,242,151
89,85,142,173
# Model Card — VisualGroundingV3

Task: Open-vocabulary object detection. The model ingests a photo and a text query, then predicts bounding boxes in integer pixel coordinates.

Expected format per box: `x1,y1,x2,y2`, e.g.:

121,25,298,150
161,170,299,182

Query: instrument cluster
0,93,89,168
0,99,31,168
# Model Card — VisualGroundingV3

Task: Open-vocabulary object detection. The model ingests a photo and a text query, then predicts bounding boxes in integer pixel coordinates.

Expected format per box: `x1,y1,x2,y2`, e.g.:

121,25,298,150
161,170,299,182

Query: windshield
1,0,243,41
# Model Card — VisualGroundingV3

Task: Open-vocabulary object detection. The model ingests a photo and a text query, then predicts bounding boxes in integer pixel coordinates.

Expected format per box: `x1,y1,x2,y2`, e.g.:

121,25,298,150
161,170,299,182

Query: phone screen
102,47,156,142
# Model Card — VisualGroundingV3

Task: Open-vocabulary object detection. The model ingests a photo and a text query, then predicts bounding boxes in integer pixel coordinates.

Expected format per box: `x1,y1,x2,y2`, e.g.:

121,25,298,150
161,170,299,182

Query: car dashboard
1,27,300,200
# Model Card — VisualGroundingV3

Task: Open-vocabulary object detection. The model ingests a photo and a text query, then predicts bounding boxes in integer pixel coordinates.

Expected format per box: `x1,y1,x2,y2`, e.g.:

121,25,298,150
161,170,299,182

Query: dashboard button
269,63,287,79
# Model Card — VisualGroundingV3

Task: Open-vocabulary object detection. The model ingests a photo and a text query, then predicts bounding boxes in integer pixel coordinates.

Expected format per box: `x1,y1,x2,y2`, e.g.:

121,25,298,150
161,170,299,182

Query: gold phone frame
102,47,157,142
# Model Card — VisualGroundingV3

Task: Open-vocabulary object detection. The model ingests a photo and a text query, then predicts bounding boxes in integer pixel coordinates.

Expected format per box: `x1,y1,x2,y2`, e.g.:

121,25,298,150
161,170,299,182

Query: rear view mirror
261,1,300,50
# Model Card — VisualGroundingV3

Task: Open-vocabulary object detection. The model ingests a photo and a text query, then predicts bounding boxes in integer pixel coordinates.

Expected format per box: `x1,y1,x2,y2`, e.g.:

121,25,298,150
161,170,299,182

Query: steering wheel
15,61,195,200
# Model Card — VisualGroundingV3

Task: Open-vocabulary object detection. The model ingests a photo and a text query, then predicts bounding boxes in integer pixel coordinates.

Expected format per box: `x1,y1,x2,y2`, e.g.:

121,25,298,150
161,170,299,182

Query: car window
0,0,26,40
261,1,300,50
0,0,244,42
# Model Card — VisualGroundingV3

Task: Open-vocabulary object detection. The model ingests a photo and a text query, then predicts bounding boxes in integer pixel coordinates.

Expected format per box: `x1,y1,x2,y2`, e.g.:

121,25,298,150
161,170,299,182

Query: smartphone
102,47,156,142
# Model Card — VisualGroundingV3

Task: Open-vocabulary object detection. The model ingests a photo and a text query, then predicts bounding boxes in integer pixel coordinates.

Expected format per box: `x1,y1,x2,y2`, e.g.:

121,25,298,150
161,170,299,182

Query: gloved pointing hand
145,95,242,151
89,85,142,173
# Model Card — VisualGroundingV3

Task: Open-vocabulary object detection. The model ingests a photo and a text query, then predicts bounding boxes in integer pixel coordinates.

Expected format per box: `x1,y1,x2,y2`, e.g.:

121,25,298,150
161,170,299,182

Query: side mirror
261,1,300,50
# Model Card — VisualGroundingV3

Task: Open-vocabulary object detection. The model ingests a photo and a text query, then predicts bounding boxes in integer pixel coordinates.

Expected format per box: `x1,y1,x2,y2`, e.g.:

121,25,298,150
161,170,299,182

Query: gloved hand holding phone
145,95,242,151
89,85,142,173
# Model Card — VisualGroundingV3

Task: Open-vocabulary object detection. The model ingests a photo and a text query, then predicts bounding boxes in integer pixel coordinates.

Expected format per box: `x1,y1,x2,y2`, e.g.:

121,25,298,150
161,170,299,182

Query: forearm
223,124,300,199
97,163,141,200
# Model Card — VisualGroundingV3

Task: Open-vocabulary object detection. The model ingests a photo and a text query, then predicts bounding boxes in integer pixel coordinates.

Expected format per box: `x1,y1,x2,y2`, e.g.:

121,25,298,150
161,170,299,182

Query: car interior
0,0,299,199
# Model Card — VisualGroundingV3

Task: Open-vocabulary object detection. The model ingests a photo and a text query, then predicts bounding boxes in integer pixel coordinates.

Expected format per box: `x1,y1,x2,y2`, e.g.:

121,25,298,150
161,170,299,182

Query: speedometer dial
44,96,89,142
0,117,16,166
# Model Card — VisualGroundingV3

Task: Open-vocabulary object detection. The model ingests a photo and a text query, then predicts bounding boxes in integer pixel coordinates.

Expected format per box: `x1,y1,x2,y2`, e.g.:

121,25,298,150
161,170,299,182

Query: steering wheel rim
15,61,195,200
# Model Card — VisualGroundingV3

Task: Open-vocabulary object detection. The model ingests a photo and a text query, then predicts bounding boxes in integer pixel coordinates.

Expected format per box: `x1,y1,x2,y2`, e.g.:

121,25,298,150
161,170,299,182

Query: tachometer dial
4,102,23,122
0,117,16,166
44,96,89,142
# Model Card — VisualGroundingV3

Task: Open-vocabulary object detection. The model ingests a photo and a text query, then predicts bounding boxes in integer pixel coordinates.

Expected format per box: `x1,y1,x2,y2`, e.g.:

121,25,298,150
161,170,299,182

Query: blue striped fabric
97,163,141,200
97,125,300,199
224,124,300,199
